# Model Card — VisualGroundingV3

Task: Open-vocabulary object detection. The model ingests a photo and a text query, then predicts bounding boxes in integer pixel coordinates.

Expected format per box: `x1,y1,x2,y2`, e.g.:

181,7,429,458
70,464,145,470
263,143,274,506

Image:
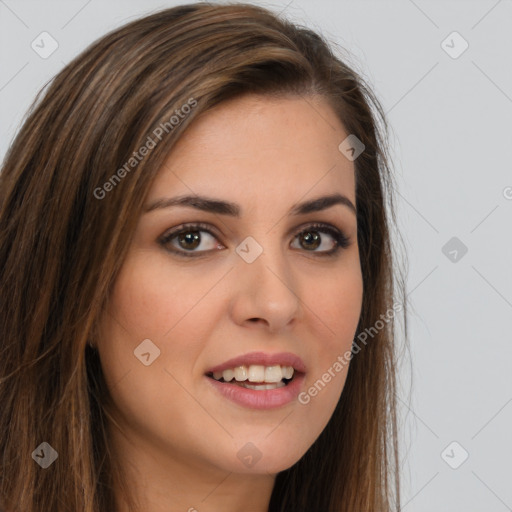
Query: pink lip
206,351,307,374
205,372,306,410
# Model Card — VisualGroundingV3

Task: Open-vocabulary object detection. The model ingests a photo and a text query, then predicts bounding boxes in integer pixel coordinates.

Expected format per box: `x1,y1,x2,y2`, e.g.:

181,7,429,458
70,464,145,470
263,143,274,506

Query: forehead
148,94,355,209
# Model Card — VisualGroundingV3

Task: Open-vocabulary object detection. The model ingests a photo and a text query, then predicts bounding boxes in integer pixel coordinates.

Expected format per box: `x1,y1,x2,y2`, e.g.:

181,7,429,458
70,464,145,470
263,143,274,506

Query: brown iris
178,231,201,250
299,231,321,250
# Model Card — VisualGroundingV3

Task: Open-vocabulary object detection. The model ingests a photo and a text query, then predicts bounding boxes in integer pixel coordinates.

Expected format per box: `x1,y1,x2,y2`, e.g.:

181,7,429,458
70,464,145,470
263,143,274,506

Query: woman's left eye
290,224,350,255
159,222,350,258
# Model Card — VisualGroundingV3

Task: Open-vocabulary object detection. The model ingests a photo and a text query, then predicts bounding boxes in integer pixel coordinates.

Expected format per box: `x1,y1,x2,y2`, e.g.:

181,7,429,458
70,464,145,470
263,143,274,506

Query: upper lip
206,351,306,374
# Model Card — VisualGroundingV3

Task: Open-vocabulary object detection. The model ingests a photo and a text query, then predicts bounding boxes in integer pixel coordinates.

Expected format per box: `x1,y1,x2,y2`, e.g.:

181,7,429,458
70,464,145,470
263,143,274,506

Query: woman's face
97,94,363,477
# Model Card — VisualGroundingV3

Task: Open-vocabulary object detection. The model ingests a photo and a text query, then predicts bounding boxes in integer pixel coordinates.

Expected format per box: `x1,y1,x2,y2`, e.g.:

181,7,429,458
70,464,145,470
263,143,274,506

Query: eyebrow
144,192,356,217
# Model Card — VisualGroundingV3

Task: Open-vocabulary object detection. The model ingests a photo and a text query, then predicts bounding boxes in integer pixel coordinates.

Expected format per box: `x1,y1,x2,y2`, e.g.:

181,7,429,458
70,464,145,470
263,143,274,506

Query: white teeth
264,365,283,383
234,366,248,381
222,368,235,382
282,366,294,379
247,365,265,382
212,364,295,384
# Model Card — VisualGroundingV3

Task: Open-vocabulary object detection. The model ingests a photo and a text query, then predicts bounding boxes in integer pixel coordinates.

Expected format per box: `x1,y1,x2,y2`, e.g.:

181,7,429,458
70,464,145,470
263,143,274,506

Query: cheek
95,254,222,456
96,252,209,404
97,249,228,392
298,266,363,425
107,251,218,342
109,255,176,335
310,264,363,348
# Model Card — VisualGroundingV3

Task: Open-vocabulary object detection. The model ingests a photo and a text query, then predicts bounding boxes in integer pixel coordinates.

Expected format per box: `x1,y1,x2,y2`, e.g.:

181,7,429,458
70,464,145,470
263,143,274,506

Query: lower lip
205,373,305,410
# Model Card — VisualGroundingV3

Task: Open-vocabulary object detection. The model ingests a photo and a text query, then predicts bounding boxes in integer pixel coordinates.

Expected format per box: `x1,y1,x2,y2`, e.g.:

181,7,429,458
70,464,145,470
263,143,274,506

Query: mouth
204,352,306,409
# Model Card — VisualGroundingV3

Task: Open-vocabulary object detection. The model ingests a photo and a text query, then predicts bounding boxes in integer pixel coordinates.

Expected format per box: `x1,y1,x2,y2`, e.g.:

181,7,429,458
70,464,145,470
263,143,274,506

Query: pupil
179,231,200,250
302,231,320,250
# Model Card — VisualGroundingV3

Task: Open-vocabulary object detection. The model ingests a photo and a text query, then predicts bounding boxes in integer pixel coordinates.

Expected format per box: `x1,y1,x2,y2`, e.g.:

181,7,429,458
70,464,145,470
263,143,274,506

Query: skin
96,93,363,512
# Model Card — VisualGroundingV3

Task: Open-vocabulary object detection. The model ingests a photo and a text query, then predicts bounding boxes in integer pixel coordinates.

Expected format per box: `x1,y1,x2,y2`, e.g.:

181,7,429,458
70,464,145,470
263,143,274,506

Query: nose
228,242,301,333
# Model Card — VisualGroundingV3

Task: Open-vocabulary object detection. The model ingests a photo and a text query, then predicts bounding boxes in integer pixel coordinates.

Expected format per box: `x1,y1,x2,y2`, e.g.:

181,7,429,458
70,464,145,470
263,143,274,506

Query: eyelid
159,221,351,257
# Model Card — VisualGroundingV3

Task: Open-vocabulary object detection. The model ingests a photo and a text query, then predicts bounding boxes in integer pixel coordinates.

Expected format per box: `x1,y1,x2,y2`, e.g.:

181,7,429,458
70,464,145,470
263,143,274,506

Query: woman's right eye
159,223,224,257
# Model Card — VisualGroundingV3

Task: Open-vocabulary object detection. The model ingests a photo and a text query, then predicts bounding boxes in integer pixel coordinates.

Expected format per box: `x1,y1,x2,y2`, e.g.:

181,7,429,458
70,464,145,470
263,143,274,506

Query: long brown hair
0,3,407,511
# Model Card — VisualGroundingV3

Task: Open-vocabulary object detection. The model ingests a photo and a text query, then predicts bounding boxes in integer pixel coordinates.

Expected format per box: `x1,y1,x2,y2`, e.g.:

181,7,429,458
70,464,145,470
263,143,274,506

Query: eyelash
159,222,351,258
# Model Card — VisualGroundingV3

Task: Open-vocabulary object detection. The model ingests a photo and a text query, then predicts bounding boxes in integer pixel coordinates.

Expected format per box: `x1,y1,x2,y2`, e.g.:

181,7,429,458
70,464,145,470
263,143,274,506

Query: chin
219,434,312,475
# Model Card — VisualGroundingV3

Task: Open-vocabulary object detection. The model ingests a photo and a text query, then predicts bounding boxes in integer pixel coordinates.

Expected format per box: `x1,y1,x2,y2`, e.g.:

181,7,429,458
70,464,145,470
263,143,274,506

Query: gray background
1,1,511,510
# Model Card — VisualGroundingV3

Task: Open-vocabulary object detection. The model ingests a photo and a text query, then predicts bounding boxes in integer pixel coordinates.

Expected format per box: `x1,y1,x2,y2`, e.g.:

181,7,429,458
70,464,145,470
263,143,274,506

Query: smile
205,352,306,409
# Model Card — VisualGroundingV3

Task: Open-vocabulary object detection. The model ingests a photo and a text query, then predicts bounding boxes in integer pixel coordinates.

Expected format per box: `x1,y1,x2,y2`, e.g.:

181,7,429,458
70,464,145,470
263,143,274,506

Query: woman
0,3,407,511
